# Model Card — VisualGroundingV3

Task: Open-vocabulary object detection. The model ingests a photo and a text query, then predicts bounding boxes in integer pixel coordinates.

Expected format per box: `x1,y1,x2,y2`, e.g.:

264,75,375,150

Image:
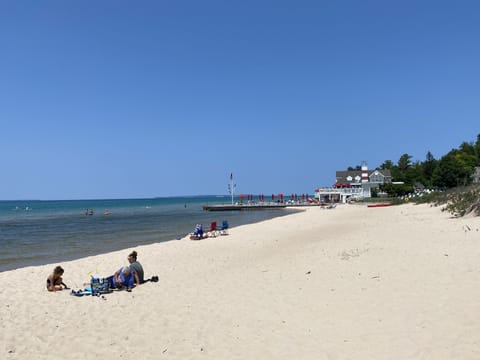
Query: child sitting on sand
46,266,69,292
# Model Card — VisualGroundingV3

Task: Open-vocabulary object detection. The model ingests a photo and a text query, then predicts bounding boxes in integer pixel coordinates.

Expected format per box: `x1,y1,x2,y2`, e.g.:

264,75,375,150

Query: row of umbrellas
238,194,310,202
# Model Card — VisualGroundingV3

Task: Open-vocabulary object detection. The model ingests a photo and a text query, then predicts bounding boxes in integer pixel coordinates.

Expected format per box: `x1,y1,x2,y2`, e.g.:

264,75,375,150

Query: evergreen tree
398,153,412,172
421,151,437,186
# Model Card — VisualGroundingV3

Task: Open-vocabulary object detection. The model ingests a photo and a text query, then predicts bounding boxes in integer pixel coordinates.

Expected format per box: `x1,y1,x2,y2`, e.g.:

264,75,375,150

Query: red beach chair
206,221,218,237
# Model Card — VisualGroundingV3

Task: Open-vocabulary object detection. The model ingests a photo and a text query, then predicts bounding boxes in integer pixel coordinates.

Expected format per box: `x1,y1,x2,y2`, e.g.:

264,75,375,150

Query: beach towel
70,287,93,297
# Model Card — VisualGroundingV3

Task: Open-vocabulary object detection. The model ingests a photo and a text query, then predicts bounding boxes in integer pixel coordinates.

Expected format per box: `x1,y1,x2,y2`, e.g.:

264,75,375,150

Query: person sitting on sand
108,265,138,291
127,251,144,284
46,266,69,292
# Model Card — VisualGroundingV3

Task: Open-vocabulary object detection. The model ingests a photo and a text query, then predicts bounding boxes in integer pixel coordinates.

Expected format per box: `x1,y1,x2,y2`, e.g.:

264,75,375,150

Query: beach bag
90,277,111,295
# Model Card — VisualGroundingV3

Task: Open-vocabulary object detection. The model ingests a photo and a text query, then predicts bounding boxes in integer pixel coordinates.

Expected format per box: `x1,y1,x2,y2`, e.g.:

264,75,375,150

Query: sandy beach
1,203,480,359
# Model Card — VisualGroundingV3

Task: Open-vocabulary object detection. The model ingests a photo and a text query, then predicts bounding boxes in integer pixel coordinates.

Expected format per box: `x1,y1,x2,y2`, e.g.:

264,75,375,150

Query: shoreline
2,203,480,359
0,205,301,273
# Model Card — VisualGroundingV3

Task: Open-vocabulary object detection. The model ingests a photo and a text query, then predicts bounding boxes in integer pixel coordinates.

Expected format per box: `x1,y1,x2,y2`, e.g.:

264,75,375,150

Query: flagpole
230,173,234,205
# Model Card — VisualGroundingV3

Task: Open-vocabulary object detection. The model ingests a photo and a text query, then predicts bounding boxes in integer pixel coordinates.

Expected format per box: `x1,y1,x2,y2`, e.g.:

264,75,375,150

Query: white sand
1,203,480,359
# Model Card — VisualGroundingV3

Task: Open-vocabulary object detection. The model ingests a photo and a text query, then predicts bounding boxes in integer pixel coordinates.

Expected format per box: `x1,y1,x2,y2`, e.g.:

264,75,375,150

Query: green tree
379,183,413,197
459,141,476,157
432,151,473,188
475,134,480,164
398,153,413,172
387,153,414,184
421,151,437,187
404,161,426,186
379,159,402,182
379,160,394,170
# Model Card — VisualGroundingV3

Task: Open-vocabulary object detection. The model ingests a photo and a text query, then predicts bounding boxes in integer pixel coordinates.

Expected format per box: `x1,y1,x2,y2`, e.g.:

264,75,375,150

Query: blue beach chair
190,224,205,240
219,220,229,235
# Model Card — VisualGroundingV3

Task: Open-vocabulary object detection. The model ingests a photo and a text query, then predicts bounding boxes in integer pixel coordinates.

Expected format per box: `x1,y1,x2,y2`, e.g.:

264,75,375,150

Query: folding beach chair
190,224,206,240
219,220,229,235
206,221,218,237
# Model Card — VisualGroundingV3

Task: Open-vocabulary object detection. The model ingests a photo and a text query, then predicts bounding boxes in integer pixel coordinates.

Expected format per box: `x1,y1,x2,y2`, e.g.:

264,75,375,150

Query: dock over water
203,204,287,211
203,203,320,211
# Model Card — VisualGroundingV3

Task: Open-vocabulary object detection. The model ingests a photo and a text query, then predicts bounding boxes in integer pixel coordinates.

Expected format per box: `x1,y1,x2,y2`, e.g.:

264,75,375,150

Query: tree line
358,134,480,197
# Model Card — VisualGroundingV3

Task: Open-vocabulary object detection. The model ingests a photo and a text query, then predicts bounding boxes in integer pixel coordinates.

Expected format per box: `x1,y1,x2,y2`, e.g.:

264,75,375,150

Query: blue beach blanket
71,287,93,296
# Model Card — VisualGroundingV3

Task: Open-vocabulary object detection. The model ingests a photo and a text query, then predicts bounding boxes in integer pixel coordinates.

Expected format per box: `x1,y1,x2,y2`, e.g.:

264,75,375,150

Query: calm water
0,196,299,272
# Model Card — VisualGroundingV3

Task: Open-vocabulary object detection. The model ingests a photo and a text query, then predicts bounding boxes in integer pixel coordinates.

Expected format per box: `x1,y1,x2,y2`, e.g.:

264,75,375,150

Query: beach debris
371,275,380,279
463,225,471,232
305,271,311,275
162,348,168,353
340,249,360,260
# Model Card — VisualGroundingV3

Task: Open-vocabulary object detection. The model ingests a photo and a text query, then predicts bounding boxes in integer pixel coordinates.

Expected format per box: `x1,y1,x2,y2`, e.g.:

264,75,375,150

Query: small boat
367,203,392,208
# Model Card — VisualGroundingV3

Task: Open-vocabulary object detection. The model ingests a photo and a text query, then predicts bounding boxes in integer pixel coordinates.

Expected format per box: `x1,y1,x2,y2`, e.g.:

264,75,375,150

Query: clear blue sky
1,0,479,200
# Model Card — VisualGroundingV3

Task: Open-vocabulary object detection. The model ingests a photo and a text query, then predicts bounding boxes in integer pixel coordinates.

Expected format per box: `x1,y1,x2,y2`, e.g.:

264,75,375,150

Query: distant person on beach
46,266,69,292
107,265,138,291
127,251,144,284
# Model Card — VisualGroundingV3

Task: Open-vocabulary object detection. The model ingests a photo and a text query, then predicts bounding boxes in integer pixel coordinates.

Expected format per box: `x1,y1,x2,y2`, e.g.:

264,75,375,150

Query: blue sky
1,0,479,200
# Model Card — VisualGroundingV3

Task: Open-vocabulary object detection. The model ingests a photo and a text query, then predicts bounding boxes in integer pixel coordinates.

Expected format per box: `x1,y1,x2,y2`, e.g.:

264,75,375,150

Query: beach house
315,161,392,203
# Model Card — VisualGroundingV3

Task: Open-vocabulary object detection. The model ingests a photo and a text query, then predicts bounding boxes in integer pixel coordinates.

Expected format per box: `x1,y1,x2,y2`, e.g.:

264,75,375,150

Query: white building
315,162,392,203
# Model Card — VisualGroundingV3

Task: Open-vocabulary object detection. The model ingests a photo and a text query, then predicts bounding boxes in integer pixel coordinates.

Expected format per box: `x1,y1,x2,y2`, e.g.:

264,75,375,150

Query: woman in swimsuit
46,266,69,292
